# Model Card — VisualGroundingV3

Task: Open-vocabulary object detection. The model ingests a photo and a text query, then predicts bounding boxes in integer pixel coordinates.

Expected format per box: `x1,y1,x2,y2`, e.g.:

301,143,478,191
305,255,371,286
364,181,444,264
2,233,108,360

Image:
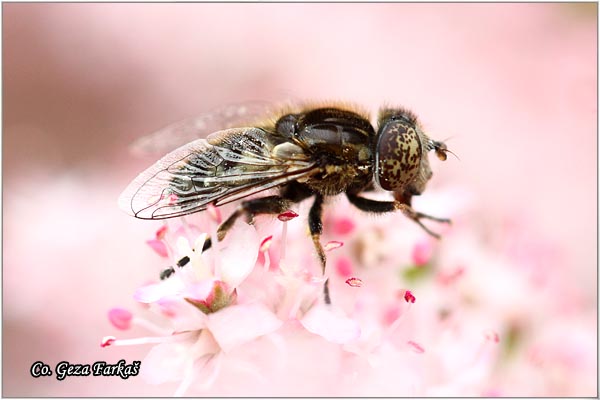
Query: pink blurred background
3,3,596,396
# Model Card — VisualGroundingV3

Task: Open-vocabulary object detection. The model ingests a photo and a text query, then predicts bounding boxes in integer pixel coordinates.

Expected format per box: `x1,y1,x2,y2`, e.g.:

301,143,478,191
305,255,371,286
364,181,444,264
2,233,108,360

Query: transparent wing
130,101,274,156
118,127,317,219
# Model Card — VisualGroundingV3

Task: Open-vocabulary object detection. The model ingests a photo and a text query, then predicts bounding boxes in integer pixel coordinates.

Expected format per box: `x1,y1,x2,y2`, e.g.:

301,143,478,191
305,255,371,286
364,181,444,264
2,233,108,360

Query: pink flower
104,183,595,396
104,221,285,394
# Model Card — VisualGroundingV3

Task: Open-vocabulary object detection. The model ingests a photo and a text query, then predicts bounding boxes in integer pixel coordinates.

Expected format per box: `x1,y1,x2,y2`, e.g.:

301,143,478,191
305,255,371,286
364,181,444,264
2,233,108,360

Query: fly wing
118,127,317,219
130,102,274,156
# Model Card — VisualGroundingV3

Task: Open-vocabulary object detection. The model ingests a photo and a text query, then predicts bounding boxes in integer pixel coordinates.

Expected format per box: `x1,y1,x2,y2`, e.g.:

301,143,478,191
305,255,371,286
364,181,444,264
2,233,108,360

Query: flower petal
207,303,282,353
182,279,218,302
133,279,184,303
108,307,132,330
140,336,197,384
146,239,169,258
176,236,193,256
301,305,361,344
216,223,259,288
155,297,208,332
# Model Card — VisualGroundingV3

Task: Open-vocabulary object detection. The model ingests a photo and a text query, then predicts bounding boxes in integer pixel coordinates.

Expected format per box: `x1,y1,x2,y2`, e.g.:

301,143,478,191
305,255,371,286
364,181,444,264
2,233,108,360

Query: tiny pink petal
412,239,433,266
335,257,353,277
301,305,361,344
324,241,344,252
207,303,282,353
407,340,425,354
146,239,169,258
345,277,363,287
108,308,133,330
332,216,355,235
277,210,299,221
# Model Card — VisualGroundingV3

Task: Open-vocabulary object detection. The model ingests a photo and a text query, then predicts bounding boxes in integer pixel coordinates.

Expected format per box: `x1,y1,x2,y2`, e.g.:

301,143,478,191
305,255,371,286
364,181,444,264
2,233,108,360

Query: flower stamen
345,277,363,287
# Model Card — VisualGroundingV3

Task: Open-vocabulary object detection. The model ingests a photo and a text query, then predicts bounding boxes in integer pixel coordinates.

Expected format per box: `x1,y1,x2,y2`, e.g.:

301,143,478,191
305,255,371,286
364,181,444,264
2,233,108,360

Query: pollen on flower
260,235,273,252
108,307,133,330
278,210,299,221
404,290,416,303
100,336,116,348
324,241,344,252
345,277,363,287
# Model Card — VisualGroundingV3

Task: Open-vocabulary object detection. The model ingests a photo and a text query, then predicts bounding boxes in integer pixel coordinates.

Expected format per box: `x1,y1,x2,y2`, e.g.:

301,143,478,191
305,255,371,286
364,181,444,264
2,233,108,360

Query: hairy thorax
303,162,373,196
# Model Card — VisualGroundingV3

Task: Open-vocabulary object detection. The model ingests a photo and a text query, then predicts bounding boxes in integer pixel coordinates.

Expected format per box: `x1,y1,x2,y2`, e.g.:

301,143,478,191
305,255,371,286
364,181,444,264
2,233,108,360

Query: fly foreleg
346,193,451,239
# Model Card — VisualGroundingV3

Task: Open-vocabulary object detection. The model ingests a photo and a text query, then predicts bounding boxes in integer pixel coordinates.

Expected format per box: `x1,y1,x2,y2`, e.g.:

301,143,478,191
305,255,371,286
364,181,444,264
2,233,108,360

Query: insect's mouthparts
439,146,460,162
431,140,459,162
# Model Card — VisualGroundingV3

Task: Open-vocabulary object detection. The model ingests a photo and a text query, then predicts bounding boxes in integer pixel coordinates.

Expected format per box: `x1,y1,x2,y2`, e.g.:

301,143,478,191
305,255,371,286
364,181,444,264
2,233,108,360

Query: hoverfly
119,103,452,304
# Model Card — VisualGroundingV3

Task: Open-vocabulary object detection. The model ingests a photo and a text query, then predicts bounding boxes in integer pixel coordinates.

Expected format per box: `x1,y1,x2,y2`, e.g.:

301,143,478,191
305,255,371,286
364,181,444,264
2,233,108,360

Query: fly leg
216,196,294,241
308,194,331,305
346,193,451,239
395,204,451,238
215,183,314,243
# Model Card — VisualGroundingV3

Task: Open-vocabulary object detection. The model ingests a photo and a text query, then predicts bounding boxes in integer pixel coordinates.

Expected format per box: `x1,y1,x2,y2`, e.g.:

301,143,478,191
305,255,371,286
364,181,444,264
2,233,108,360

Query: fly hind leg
216,196,293,241
216,183,314,242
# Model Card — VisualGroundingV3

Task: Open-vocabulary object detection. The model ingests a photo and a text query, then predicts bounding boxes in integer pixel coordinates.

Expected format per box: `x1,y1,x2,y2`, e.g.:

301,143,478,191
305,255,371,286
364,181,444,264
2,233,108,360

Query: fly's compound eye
374,120,422,191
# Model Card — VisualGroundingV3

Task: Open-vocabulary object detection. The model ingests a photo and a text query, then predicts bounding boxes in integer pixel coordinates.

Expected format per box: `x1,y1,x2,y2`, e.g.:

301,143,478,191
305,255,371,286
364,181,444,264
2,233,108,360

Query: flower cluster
103,188,596,396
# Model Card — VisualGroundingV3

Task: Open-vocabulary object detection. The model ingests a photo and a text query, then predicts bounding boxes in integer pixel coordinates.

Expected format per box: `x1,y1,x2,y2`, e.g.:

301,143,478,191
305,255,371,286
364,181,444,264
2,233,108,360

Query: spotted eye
374,120,422,191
